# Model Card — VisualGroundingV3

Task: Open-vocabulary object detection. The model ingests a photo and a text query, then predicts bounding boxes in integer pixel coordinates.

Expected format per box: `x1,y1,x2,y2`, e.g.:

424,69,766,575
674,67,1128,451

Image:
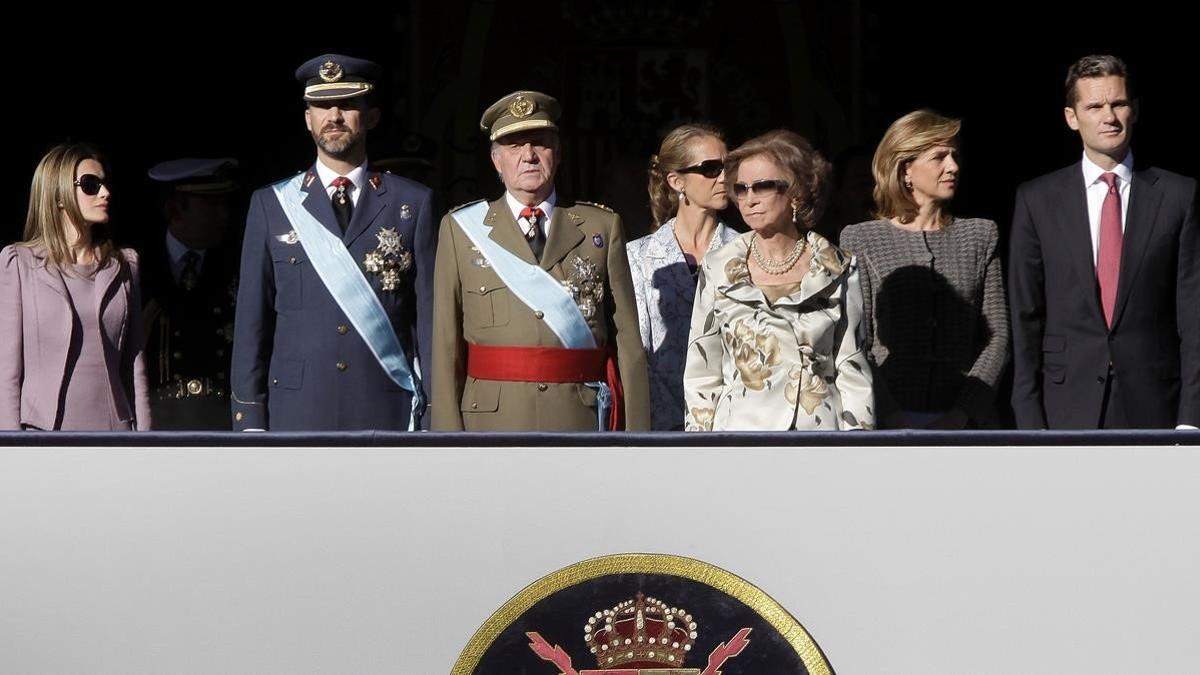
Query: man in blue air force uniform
231,54,435,430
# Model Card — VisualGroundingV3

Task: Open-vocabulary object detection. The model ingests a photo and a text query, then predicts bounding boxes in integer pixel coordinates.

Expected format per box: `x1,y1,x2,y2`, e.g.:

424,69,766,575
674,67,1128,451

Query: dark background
7,1,1194,250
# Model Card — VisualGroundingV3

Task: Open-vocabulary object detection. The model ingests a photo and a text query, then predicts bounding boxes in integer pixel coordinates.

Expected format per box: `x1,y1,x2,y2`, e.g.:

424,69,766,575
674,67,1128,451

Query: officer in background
143,158,241,430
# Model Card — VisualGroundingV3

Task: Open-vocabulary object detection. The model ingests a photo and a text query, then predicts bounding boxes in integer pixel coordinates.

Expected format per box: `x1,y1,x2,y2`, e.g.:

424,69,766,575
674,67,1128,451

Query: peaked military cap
295,54,381,101
148,157,239,195
480,90,561,142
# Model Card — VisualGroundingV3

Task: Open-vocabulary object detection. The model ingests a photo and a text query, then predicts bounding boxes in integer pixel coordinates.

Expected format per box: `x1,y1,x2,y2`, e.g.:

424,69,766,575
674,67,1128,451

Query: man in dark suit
1009,54,1199,429
143,158,241,430
231,54,435,430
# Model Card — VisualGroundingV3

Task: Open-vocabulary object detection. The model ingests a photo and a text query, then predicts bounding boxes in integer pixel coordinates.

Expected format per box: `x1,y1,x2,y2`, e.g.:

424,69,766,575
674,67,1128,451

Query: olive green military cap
480,90,562,141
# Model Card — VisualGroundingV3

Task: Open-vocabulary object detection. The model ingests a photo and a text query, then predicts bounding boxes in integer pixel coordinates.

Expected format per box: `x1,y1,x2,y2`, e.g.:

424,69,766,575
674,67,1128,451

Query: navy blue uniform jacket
231,167,434,430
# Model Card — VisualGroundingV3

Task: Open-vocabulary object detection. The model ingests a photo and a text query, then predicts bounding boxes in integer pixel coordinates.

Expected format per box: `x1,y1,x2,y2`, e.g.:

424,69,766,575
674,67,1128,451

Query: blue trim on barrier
2,430,1199,447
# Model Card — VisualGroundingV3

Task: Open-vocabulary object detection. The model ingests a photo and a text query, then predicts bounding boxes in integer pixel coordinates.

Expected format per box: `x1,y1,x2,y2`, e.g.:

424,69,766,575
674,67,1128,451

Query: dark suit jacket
230,166,435,431
1,244,151,430
1009,162,1200,429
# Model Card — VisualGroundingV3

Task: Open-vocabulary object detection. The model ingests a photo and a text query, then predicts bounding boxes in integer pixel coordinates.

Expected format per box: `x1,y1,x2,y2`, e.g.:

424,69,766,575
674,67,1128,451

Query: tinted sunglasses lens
77,174,103,196
732,183,750,197
752,180,787,195
680,159,724,178
696,159,724,178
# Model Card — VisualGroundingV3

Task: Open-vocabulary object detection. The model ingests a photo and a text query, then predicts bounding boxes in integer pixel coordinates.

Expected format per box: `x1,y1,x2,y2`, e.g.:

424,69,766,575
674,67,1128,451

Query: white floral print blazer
683,230,875,431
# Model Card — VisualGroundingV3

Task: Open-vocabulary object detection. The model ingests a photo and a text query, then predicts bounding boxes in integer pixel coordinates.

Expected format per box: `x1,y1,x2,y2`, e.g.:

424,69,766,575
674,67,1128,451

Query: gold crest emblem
508,94,535,118
319,60,344,83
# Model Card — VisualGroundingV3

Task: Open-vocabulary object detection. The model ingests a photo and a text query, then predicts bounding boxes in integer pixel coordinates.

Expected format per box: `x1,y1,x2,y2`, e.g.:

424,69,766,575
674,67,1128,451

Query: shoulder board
575,200,614,213
450,199,487,213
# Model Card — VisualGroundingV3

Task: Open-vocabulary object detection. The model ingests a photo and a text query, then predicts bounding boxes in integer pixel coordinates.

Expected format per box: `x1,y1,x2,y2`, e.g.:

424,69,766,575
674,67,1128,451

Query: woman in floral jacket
683,130,874,431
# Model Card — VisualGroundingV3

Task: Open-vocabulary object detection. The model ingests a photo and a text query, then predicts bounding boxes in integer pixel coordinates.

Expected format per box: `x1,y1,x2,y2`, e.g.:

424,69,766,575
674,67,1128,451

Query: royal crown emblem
526,592,750,675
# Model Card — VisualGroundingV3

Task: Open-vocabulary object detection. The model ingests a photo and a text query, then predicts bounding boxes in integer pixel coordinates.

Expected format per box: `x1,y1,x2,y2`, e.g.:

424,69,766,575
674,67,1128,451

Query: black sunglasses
732,179,789,199
676,159,725,179
74,174,110,196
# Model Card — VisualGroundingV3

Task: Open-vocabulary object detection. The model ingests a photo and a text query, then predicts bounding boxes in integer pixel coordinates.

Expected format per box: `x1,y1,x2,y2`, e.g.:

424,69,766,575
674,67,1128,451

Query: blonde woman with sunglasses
682,130,874,431
627,123,739,430
1,143,151,430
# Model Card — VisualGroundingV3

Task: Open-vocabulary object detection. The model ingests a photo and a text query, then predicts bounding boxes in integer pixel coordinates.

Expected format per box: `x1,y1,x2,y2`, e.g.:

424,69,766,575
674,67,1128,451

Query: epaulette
575,200,614,213
450,199,487,213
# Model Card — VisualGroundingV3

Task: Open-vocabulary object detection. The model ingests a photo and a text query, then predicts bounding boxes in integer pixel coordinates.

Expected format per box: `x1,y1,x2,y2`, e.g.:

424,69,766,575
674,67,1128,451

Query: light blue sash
451,202,596,349
272,175,422,429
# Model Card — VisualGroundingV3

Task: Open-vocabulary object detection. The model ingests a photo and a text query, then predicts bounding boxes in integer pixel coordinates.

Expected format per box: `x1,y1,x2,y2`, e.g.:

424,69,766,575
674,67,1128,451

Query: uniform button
235,412,244,422
537,383,548,392
1097,375,1106,384
336,362,348,372
535,310,545,319
272,378,279,385
289,256,297,264
337,325,349,335
479,285,487,293
471,402,478,409
172,352,182,360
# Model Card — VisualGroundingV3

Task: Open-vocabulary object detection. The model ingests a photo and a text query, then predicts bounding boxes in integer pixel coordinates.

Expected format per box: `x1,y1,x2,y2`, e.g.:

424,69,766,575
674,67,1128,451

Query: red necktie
1096,172,1122,327
519,206,545,229
519,206,546,260
330,176,354,233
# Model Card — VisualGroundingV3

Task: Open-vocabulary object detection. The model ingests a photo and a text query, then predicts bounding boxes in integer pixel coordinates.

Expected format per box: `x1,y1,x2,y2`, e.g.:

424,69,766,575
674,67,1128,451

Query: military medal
469,245,492,269
560,255,604,320
399,203,412,220
363,227,413,293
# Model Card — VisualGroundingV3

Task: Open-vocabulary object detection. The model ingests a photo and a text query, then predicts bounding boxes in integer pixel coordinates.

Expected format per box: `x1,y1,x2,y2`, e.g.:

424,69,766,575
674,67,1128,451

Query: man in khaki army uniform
431,90,649,431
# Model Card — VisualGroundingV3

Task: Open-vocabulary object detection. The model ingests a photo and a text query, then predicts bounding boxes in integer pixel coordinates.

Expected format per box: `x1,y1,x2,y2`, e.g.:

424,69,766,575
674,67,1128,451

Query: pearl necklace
749,234,806,275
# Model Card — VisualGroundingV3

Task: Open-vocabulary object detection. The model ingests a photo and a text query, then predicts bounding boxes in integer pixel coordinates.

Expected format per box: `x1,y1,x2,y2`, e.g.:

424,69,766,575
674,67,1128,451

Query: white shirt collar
1081,150,1134,187
314,158,368,205
504,189,556,230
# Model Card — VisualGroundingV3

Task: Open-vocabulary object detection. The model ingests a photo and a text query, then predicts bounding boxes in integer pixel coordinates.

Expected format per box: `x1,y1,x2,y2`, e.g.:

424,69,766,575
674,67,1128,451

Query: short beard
313,127,363,159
